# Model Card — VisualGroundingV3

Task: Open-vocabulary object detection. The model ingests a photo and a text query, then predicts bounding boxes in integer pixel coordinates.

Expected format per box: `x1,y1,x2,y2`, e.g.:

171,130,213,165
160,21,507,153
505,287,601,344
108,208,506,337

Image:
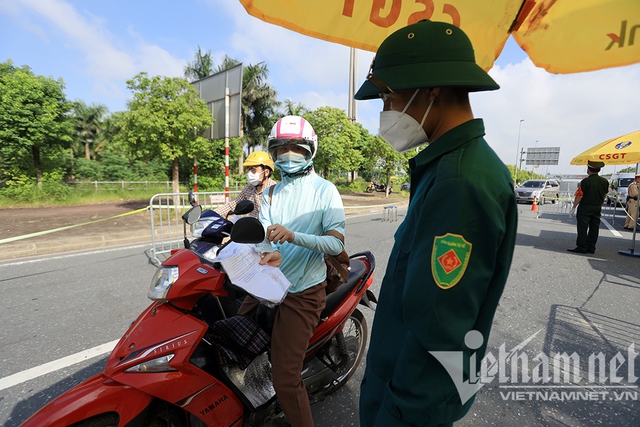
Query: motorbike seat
320,258,367,320
255,258,368,334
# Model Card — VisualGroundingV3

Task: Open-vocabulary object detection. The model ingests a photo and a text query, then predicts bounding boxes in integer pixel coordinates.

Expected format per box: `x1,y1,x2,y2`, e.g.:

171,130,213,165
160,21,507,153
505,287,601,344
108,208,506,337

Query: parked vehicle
366,181,393,193
607,172,636,206
20,201,376,427
400,182,411,191
515,179,560,204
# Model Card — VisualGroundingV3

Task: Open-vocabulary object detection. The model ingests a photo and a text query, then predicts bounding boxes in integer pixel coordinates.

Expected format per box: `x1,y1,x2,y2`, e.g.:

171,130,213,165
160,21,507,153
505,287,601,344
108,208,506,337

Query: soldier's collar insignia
432,233,472,289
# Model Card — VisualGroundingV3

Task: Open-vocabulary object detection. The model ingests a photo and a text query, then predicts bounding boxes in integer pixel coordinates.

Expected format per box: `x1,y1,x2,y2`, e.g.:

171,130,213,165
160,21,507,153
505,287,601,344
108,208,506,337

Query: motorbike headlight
124,354,177,373
148,266,179,301
190,219,215,238
201,245,220,261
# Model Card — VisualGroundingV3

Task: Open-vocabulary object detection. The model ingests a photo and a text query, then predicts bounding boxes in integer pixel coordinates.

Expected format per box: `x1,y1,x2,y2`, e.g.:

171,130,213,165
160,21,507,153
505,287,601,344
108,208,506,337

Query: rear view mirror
231,217,265,244
182,205,202,225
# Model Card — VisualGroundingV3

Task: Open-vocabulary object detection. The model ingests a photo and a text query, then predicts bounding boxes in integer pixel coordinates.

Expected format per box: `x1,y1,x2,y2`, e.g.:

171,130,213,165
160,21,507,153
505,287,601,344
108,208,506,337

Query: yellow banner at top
240,0,640,74
240,0,520,71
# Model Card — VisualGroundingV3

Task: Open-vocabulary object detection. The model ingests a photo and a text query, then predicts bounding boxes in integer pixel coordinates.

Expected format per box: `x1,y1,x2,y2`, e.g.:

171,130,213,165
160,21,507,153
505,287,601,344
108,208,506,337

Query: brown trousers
625,199,638,228
238,282,327,427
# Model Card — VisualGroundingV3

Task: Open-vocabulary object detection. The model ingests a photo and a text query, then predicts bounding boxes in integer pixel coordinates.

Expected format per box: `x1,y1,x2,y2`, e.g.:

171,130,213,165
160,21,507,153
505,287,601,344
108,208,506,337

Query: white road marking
601,218,623,237
0,243,149,268
0,340,119,391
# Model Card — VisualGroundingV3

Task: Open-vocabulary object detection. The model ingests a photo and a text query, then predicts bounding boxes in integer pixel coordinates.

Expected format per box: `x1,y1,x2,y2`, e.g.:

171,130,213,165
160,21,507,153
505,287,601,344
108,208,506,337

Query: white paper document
216,242,291,305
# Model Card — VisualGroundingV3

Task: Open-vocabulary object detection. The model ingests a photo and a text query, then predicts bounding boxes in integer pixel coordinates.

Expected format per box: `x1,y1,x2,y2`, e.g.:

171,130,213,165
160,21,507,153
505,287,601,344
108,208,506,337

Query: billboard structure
192,64,243,200
192,64,243,140
525,147,560,166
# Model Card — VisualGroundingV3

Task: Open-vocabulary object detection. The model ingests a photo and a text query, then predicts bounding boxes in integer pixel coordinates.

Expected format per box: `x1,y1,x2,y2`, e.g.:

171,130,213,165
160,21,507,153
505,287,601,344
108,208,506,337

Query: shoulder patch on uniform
431,233,472,289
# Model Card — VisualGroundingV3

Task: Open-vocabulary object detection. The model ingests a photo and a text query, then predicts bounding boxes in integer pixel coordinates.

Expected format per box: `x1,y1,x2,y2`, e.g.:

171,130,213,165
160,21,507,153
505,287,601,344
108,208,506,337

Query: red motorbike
21,201,376,427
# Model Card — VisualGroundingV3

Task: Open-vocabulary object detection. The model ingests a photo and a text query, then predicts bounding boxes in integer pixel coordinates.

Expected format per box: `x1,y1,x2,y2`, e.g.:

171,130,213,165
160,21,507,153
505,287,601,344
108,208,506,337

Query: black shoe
567,248,587,253
587,249,595,254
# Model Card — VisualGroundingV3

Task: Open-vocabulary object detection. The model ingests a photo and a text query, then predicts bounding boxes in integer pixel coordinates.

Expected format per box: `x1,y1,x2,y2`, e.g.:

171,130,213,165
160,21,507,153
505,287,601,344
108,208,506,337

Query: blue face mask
275,151,312,174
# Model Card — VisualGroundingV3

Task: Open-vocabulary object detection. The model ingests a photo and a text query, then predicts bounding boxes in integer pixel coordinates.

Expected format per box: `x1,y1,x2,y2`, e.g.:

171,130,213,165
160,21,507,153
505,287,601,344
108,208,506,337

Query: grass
0,183,410,209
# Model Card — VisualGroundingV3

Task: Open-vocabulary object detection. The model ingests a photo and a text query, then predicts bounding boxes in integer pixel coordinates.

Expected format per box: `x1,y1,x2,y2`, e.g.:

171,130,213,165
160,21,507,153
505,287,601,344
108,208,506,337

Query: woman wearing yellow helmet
214,151,277,219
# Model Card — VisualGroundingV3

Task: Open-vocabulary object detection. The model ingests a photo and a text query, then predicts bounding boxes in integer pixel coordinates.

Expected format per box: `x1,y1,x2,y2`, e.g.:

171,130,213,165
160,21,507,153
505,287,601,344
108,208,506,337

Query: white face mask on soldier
246,171,263,187
379,89,434,152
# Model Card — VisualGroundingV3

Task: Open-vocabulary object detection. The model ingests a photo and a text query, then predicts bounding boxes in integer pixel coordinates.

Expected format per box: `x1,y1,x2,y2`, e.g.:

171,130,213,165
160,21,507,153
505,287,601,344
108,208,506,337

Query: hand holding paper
216,242,291,305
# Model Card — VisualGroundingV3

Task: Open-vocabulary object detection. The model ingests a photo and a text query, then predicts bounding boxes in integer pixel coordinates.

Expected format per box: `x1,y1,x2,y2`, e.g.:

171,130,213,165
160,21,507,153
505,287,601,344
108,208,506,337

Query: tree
115,72,213,193
304,107,363,178
240,62,280,150
361,135,411,197
282,99,310,116
0,60,74,185
72,101,108,160
184,46,215,82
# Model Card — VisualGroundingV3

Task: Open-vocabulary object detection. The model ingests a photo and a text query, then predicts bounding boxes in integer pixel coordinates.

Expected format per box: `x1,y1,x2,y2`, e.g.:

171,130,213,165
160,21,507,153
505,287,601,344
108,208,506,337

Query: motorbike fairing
19,374,153,427
107,300,245,426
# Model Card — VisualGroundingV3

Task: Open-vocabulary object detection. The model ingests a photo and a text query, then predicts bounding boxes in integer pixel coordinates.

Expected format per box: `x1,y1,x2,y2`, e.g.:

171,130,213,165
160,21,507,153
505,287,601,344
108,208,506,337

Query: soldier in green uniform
568,160,609,254
354,20,518,426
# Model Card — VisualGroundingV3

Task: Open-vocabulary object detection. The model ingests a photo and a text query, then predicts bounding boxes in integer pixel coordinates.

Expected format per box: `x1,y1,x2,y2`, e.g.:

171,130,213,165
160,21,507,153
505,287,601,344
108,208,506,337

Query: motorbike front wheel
73,413,118,427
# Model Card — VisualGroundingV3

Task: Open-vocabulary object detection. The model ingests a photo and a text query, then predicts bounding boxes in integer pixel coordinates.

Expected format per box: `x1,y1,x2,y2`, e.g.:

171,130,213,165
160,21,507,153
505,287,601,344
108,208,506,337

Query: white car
516,179,560,204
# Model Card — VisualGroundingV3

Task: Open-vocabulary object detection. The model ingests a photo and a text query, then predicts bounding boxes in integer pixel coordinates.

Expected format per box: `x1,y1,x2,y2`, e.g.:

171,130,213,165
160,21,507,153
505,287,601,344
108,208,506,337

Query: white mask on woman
246,170,264,187
379,89,434,152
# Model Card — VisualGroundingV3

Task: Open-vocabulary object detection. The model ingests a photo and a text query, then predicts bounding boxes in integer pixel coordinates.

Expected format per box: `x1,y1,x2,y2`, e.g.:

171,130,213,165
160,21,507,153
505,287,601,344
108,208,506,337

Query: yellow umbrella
239,0,640,73
570,130,640,166
569,130,640,258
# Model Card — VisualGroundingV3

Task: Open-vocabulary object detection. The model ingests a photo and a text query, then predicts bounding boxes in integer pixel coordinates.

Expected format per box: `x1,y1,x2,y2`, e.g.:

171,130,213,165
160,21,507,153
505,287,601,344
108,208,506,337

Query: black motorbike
365,182,393,193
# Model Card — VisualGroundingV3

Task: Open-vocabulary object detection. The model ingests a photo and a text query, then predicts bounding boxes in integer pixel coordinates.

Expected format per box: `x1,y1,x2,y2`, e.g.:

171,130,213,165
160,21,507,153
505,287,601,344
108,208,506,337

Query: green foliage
304,107,364,177
334,178,370,193
117,72,213,161
241,62,280,150
73,153,170,181
184,46,215,82
507,164,546,184
0,60,74,184
71,100,108,160
0,171,71,203
360,134,411,185
114,72,213,192
178,137,243,189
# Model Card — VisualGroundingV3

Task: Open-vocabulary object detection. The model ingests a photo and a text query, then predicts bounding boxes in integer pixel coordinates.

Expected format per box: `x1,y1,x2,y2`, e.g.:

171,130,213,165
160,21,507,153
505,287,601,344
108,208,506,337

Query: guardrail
149,191,240,265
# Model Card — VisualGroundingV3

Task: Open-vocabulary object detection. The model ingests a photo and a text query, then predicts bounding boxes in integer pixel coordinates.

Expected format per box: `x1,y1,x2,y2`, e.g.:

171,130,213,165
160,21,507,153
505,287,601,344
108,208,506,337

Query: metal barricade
149,191,240,265
382,205,398,222
536,191,574,216
536,191,629,225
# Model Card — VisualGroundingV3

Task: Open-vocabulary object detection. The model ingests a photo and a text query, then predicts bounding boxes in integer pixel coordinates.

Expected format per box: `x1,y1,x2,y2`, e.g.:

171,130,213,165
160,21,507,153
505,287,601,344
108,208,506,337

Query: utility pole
515,119,524,183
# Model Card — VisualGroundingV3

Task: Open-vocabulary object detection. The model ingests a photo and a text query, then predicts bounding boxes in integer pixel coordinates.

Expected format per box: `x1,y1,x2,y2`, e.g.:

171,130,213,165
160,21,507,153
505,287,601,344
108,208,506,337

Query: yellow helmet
243,150,274,171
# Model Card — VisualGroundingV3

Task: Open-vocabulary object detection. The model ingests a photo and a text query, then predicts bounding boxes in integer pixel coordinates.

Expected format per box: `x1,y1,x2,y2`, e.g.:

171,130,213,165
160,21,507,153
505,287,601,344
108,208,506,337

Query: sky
2,0,640,177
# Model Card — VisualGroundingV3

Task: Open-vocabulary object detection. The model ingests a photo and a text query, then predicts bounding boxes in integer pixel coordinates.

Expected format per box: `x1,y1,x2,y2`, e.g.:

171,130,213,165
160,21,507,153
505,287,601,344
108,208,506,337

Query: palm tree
184,50,280,151
282,99,309,116
184,46,214,82
72,101,107,160
241,62,280,150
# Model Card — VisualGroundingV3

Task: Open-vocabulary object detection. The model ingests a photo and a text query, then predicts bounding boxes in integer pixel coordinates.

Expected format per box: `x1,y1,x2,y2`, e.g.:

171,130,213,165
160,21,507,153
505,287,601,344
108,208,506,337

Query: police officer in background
354,20,518,427
623,173,640,230
568,160,609,253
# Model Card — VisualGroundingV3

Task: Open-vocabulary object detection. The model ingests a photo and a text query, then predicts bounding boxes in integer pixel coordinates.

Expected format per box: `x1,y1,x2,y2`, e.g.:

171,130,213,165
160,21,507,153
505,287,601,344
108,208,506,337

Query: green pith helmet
354,20,499,100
